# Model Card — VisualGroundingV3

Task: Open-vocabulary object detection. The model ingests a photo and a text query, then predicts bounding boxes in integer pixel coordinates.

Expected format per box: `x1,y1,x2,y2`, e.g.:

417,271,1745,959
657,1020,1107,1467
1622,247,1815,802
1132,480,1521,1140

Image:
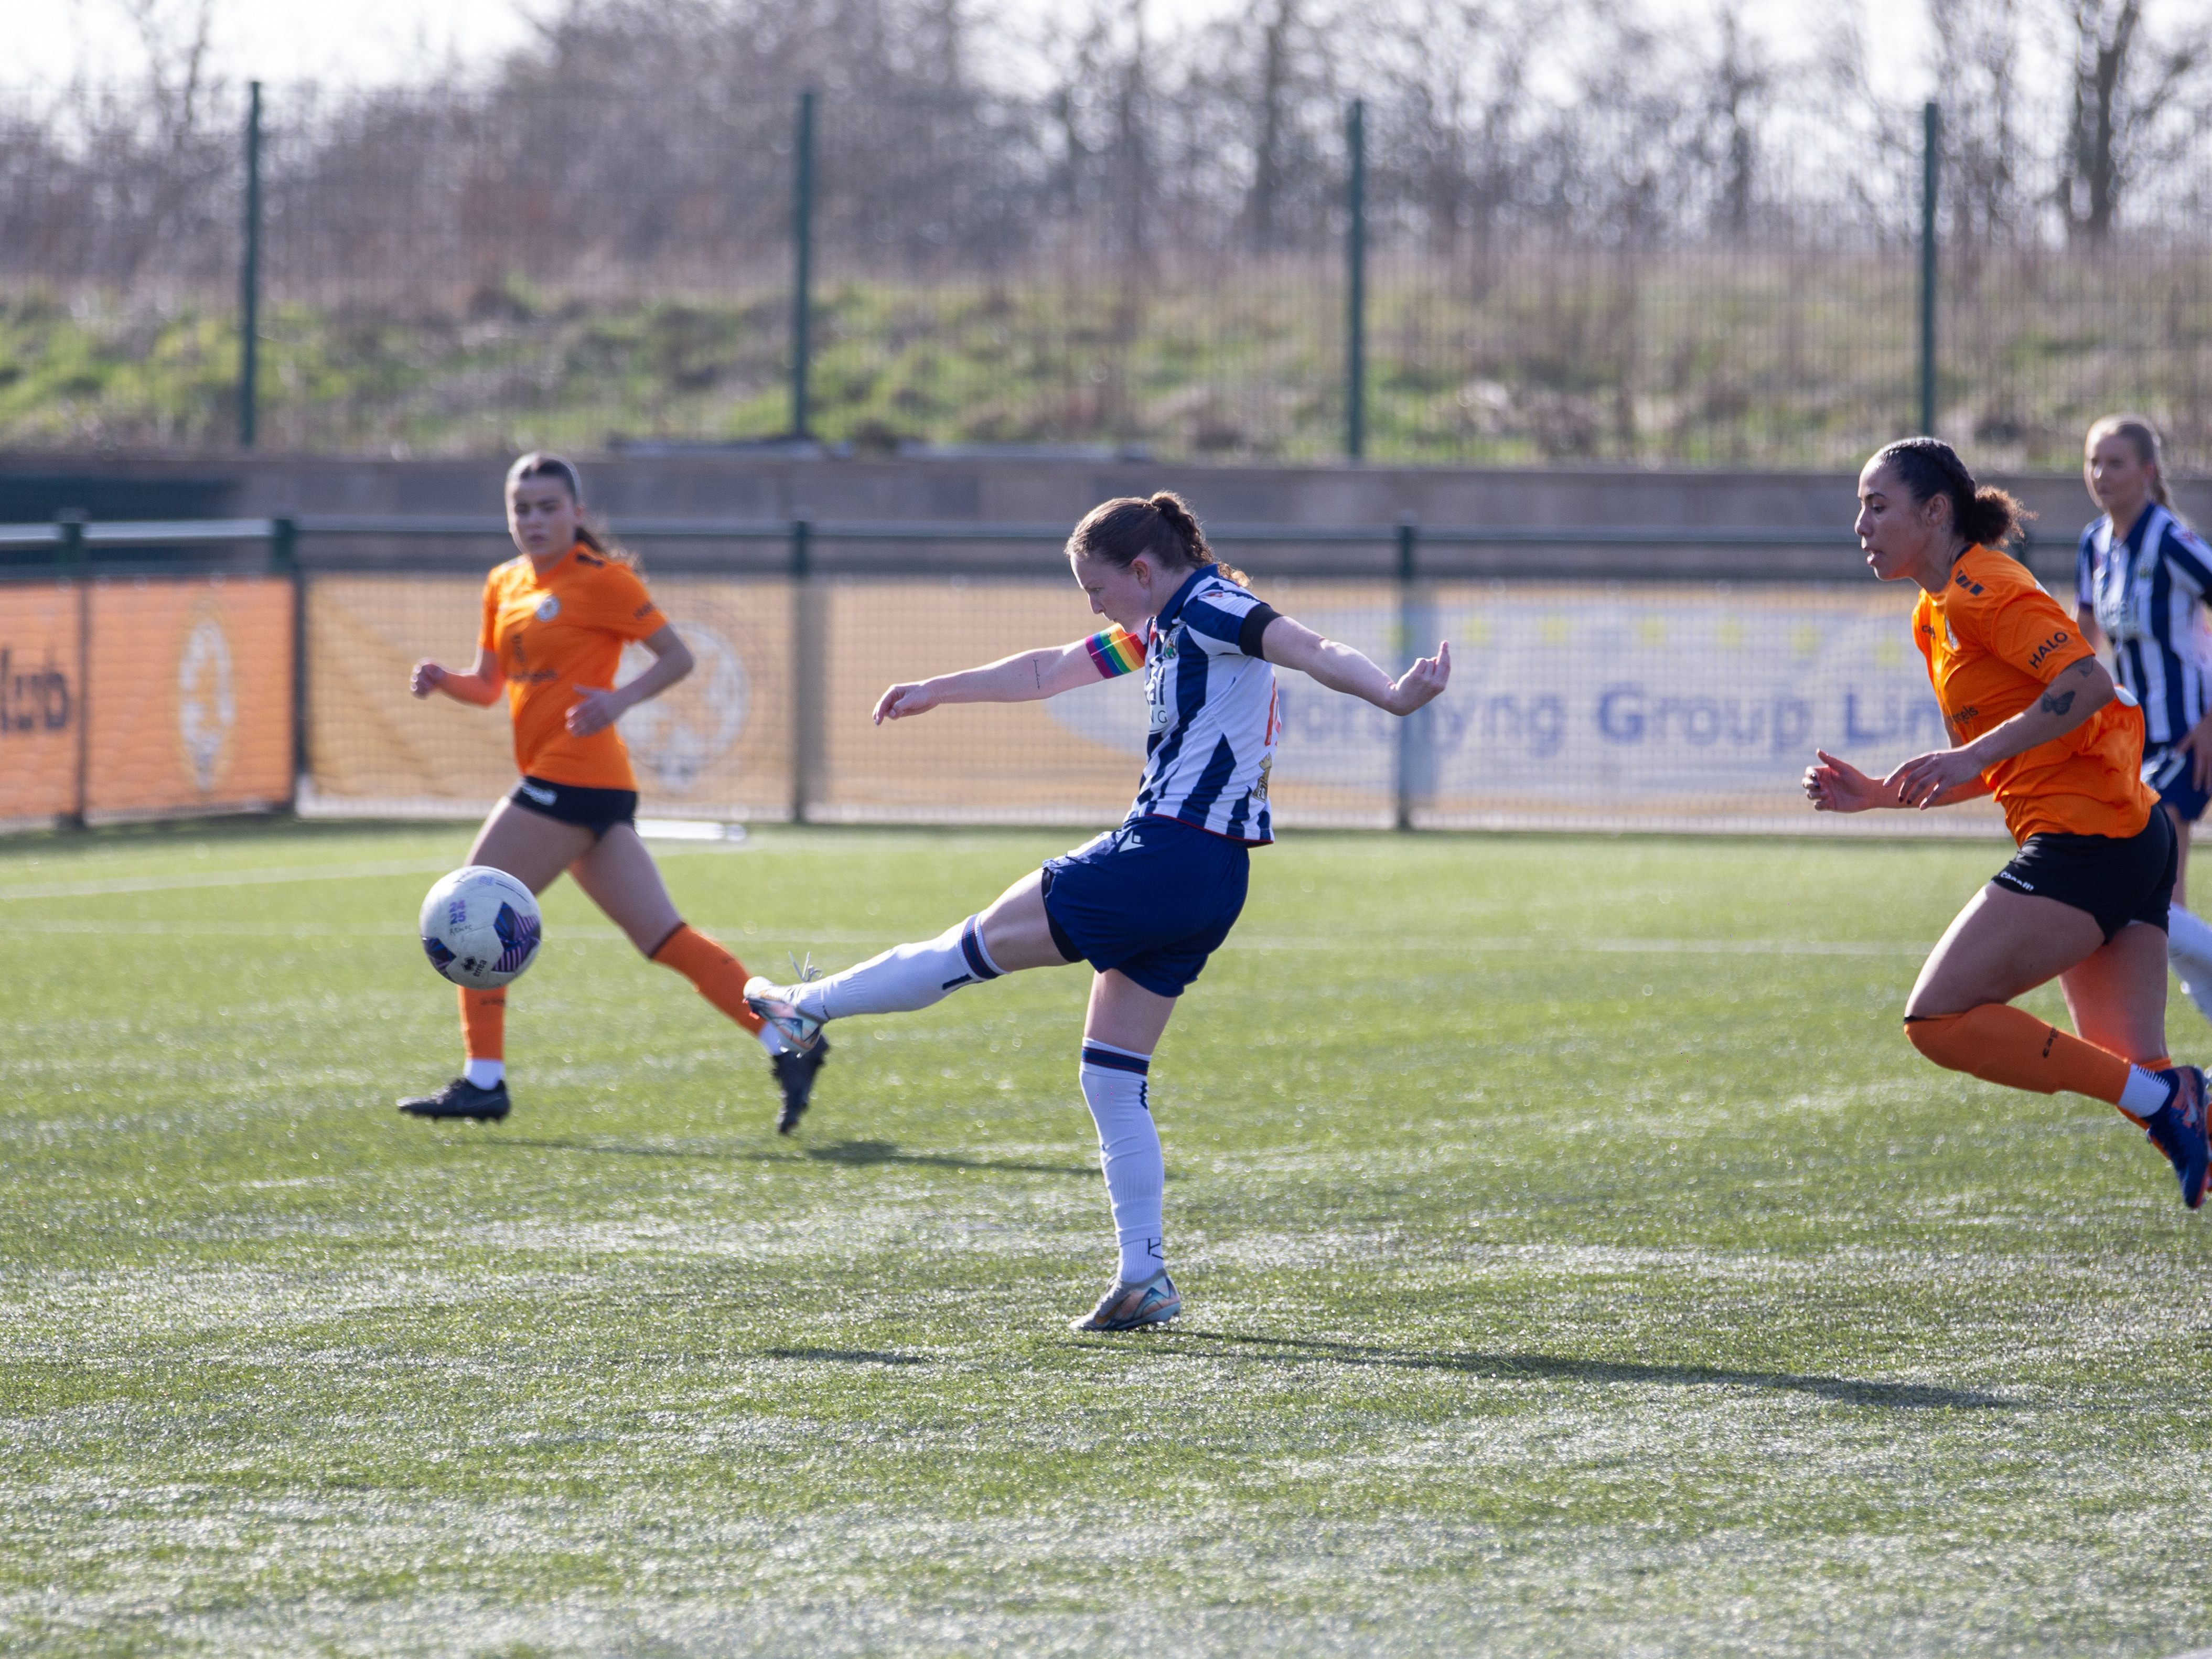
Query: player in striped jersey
2074,416,2212,1024
746,492,1451,1332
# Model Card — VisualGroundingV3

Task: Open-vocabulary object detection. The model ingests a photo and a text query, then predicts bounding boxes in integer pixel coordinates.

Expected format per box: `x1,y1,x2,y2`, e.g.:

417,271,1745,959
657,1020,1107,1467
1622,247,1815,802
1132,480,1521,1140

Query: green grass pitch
4,820,2211,1656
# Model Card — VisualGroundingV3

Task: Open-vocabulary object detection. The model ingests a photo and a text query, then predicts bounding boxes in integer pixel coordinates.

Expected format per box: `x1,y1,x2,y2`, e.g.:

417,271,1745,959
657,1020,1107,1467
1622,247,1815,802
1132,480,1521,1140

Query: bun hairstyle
2087,414,2180,517
1066,491,1252,587
1872,436,2032,550
504,450,635,565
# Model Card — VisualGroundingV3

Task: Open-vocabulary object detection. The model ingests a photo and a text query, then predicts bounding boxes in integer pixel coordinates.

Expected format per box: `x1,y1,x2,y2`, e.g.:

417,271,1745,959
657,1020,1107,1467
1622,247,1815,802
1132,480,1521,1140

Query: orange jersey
480,544,667,790
1913,542,2153,843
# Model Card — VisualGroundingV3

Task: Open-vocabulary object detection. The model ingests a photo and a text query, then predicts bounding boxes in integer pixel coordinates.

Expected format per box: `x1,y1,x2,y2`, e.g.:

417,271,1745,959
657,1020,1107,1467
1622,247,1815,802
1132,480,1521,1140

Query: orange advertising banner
303,574,797,819
0,582,84,828
81,576,295,821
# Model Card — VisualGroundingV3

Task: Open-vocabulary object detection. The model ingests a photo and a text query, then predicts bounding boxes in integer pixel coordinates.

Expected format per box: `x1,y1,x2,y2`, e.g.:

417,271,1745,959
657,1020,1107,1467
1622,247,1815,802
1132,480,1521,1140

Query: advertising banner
304,574,796,820
297,573,2017,837
0,583,83,828
83,577,295,821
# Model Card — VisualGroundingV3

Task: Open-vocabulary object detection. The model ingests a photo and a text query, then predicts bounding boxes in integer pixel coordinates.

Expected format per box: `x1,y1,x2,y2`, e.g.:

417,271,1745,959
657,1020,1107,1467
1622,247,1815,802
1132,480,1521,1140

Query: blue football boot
2142,1065,2210,1211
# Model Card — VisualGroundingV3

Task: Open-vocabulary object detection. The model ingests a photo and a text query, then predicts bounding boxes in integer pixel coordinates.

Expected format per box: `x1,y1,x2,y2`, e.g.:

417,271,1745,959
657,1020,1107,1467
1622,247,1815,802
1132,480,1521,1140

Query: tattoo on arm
2040,687,2076,716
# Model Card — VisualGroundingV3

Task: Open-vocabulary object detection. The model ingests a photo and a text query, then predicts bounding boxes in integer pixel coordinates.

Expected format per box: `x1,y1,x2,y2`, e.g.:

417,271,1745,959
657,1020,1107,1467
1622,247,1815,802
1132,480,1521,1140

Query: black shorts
508,775,638,838
1989,811,2176,943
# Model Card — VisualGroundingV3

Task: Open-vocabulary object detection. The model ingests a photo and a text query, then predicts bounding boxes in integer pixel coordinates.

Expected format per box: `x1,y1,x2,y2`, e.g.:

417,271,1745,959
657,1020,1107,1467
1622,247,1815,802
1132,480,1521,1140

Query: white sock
756,1025,791,1057
2119,1064,2174,1121
2168,904,2212,1023
798,916,1002,1022
465,1058,504,1089
1080,1041,1165,1283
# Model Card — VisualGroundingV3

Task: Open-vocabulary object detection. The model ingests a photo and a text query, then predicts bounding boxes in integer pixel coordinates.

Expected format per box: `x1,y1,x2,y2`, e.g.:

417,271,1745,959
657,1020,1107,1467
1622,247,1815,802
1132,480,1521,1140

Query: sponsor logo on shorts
518,780,557,805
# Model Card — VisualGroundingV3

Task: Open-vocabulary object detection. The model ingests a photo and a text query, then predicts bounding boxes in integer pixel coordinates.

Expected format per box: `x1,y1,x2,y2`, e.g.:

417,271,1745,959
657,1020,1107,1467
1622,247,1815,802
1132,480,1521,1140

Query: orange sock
1904,1004,2137,1110
650,923,766,1036
460,986,506,1061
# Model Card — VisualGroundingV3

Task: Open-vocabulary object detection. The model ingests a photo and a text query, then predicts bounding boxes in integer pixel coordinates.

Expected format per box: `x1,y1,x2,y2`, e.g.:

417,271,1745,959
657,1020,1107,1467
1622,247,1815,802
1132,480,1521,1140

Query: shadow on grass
761,1347,930,1366
484,1134,1091,1178
1146,1330,2014,1410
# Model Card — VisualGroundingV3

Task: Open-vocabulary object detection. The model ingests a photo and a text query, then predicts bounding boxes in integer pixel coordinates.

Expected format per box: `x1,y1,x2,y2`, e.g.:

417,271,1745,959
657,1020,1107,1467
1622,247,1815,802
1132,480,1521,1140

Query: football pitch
6,820,2212,1658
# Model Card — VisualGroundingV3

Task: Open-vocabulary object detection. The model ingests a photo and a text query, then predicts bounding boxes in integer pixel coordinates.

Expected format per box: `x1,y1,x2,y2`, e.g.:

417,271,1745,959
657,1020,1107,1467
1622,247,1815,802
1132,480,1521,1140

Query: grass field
5,819,2212,1657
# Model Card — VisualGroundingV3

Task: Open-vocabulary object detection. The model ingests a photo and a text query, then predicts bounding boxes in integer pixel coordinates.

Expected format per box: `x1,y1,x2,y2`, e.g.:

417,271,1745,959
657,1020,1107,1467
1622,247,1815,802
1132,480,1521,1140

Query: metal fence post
240,81,263,449
1392,518,1423,830
790,89,817,441
271,515,306,805
790,518,822,823
1345,99,1367,464
1919,100,1939,438
59,511,89,828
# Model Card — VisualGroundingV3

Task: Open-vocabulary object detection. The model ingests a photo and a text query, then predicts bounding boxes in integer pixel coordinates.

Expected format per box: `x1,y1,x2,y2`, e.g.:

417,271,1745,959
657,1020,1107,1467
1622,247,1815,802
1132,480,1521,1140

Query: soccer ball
418,866,543,989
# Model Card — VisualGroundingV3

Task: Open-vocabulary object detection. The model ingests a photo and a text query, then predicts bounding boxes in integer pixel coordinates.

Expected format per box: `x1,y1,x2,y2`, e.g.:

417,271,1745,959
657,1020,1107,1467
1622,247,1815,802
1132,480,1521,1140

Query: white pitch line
0,914,1926,957
0,858,461,901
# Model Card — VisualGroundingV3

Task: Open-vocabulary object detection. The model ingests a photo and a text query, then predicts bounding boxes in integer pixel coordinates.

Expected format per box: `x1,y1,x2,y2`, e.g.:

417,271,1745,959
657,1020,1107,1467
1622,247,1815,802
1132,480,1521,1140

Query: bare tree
1930,0,2028,252
2057,0,2211,241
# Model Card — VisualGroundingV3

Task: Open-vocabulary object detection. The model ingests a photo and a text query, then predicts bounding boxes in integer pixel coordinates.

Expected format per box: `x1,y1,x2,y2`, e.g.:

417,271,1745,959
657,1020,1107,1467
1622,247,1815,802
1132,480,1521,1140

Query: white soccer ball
418,866,543,989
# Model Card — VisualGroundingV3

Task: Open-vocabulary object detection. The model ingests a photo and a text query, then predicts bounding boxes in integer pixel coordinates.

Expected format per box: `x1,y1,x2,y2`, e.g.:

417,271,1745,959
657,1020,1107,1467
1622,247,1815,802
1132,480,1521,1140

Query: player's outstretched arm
873,639,1104,724
1258,617,1450,716
411,647,505,708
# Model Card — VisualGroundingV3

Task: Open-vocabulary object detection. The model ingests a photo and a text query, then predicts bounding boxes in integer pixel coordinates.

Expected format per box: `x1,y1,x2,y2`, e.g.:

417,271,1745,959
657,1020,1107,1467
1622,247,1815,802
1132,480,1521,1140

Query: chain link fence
3,80,2209,468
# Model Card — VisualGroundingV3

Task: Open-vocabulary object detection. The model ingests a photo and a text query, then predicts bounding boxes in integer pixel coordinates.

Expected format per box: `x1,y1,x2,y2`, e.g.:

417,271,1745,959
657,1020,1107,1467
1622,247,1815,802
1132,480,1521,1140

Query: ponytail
1871,436,2032,550
505,450,639,568
1066,491,1250,586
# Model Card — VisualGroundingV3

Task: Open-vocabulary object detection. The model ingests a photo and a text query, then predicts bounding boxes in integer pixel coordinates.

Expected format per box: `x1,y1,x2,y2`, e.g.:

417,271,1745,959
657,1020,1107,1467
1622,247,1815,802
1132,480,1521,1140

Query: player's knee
1903,1010,1969,1071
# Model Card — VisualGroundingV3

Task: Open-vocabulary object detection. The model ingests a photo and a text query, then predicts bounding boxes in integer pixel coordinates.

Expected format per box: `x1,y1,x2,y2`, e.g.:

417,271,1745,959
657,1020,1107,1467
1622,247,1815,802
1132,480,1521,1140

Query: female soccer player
1803,436,2209,1208
399,452,825,1129
2071,415,2212,1024
744,493,1451,1331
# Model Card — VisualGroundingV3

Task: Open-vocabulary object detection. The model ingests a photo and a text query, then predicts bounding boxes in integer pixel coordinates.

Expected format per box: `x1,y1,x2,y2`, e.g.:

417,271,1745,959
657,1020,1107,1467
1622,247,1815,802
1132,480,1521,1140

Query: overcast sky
10,0,2127,108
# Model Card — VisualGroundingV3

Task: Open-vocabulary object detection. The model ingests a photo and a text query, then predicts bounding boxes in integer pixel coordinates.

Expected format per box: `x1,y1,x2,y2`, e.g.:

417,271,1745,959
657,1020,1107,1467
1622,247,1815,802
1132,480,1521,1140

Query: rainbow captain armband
1083,626,1145,678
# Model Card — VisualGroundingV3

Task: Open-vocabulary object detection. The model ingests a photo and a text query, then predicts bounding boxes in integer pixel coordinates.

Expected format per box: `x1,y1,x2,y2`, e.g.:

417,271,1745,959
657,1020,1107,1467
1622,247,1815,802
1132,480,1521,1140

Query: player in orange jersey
398,452,826,1129
1803,436,2209,1208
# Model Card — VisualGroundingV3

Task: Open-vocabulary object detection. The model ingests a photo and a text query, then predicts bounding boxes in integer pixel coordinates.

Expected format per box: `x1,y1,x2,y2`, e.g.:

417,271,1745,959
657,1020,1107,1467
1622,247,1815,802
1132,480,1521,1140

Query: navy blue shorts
2143,745,2212,824
1039,816,1252,999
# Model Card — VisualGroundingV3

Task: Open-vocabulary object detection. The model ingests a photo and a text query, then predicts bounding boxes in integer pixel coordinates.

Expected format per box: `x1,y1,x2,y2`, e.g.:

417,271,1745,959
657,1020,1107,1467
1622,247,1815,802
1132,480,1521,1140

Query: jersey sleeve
1179,586,1282,657
586,563,668,642
1976,582,2096,684
1081,625,1146,678
480,569,502,653
2162,522,2212,601
2075,528,2097,611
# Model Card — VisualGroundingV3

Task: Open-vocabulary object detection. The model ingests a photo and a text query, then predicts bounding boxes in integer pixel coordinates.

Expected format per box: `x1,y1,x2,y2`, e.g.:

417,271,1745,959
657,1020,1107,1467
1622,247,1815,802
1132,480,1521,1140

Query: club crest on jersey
534,595,561,620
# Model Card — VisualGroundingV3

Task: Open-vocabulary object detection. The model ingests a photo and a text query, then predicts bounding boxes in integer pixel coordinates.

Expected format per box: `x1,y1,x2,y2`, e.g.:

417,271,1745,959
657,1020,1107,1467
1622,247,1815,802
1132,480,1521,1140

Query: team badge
534,595,561,620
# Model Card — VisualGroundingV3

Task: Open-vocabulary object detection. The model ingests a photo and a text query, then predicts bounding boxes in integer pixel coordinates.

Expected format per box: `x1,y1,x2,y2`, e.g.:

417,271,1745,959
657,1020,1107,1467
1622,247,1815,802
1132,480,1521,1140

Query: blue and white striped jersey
2077,502,2212,746
1086,564,1282,845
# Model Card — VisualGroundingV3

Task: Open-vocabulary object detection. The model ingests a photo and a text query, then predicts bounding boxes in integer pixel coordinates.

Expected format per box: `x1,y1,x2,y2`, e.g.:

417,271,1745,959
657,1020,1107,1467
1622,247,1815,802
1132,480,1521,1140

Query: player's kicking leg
745,868,1071,1051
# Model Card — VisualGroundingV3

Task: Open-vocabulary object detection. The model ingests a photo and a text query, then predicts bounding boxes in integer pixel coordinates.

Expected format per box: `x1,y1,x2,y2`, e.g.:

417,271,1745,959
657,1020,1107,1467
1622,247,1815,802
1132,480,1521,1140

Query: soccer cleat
1069,1269,1182,1333
744,975,823,1053
770,1036,830,1134
2143,1065,2210,1210
397,1077,511,1122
